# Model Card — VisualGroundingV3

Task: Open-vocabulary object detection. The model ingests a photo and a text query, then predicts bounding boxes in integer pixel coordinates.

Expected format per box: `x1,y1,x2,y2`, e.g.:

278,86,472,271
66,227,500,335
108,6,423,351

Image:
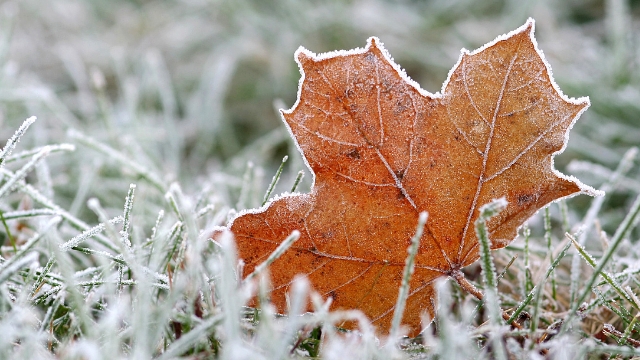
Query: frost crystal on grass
0,116,36,168
60,216,124,251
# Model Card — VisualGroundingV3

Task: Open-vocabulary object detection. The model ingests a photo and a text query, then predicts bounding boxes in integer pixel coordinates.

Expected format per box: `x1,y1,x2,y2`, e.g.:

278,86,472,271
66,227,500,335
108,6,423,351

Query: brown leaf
213,19,599,337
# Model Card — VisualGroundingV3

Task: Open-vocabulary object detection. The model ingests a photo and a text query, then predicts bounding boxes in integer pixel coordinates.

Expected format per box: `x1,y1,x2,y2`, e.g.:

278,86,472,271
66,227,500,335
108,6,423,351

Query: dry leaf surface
214,19,598,336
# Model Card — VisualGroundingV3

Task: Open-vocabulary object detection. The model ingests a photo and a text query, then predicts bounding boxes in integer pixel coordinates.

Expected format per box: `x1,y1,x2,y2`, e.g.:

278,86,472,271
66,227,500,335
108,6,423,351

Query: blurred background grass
0,0,638,233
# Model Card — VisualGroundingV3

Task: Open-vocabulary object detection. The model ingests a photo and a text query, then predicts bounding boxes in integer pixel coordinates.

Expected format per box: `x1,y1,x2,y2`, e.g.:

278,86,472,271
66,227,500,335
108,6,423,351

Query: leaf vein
456,48,520,263
462,56,489,125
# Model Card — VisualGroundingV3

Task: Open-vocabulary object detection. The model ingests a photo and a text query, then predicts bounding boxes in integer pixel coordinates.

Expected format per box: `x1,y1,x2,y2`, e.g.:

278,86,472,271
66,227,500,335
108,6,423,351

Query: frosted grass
389,211,427,339
67,130,166,194
242,229,300,283
0,116,36,168
475,198,507,360
262,155,288,206
120,183,136,248
569,146,637,306
0,146,59,199
563,194,640,334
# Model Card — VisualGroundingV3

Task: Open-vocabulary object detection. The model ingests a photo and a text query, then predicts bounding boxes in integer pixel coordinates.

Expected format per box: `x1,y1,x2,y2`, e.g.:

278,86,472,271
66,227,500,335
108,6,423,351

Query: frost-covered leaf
214,19,599,336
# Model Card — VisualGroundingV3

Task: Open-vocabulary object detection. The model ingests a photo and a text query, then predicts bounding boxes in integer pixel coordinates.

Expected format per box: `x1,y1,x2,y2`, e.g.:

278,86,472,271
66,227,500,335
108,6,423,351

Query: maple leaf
213,19,599,337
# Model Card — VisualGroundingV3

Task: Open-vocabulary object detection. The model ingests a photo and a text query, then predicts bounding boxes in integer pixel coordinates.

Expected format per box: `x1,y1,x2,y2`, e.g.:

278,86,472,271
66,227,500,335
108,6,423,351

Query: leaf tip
294,47,315,68
523,17,535,34
561,173,604,198
576,95,590,107
584,186,606,198
366,36,383,50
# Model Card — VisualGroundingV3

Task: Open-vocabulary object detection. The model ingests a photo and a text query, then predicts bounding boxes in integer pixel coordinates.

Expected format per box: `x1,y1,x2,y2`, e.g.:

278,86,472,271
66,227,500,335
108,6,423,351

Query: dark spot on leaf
346,149,360,159
345,88,354,98
321,231,334,239
517,193,536,206
395,100,407,113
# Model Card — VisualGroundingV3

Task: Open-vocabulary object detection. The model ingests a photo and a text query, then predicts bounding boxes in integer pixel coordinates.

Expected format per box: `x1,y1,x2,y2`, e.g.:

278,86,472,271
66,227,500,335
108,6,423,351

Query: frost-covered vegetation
0,0,639,358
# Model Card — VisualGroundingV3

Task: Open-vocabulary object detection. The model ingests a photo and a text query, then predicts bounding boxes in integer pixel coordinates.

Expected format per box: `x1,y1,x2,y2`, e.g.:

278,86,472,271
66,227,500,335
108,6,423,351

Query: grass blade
563,194,640,333
390,211,427,338
262,156,287,206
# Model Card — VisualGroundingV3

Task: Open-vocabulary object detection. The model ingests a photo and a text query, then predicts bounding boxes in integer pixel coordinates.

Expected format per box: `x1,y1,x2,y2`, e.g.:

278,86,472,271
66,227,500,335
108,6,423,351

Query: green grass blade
390,211,427,338
563,194,640,333
262,155,287,206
